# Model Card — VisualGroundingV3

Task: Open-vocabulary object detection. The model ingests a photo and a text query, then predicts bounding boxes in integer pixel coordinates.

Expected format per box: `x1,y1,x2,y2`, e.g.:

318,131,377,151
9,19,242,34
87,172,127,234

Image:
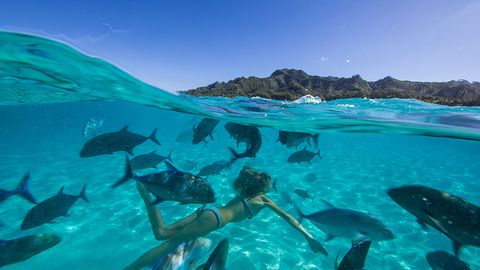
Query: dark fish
80,125,160,157
0,172,37,204
196,238,229,270
130,150,172,170
294,189,313,200
277,131,319,149
197,160,229,177
224,123,262,163
150,237,211,270
305,172,317,183
0,233,61,267
21,185,89,230
287,146,322,164
295,201,394,242
426,250,470,270
335,240,372,270
113,158,215,205
192,118,219,144
387,185,480,256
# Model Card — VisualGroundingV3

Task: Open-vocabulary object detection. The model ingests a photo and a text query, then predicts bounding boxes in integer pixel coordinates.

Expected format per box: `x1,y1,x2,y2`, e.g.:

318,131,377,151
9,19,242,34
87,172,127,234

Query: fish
21,185,89,230
295,201,394,242
192,118,219,144
149,237,212,270
305,172,317,183
0,233,62,267
0,172,37,204
387,185,480,256
196,238,229,270
334,240,372,270
113,158,215,205
80,125,160,157
294,189,313,200
277,131,319,149
130,150,172,170
426,250,470,270
287,146,322,164
224,123,262,163
176,128,194,143
197,160,229,177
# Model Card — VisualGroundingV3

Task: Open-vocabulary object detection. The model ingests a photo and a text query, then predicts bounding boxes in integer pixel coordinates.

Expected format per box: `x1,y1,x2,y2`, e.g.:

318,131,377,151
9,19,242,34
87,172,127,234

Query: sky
1,0,479,93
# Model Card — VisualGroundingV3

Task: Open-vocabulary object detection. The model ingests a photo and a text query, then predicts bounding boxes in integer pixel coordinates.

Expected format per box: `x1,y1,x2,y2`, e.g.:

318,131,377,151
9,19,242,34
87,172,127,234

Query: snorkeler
124,166,328,270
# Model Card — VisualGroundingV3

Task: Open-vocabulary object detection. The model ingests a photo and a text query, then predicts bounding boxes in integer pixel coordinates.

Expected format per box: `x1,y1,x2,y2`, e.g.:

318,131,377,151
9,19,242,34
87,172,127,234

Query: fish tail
78,185,90,203
112,156,134,188
227,147,239,165
149,128,161,145
15,172,37,204
292,203,305,223
166,150,173,162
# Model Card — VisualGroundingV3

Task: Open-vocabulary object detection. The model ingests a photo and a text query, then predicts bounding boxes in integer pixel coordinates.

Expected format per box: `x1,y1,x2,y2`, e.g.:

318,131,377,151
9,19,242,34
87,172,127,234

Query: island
183,69,480,106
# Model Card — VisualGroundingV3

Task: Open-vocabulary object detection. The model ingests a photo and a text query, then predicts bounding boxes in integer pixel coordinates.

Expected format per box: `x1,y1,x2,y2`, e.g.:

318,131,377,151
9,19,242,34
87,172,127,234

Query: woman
124,166,327,270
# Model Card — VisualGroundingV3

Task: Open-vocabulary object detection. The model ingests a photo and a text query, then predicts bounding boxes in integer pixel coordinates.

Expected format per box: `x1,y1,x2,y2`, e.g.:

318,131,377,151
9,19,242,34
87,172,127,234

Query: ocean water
1,31,480,270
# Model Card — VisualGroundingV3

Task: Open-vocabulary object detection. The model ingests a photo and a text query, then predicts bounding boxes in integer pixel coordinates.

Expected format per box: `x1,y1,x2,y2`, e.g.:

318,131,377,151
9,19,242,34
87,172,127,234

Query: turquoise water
1,31,480,269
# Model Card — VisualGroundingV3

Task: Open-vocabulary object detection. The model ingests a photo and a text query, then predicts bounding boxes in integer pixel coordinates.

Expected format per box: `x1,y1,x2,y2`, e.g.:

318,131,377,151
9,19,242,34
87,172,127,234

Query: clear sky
1,0,479,92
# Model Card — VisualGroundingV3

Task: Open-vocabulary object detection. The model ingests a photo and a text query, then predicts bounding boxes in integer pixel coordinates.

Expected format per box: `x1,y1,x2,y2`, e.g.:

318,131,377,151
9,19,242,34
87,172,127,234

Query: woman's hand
307,237,328,256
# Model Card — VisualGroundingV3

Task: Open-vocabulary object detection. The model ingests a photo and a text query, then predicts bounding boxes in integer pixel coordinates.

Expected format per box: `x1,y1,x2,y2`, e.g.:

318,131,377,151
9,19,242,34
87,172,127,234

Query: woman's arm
136,182,165,240
262,196,328,255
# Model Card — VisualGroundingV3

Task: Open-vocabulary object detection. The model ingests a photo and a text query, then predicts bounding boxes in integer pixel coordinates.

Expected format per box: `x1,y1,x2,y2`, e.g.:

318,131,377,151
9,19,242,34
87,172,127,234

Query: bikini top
239,193,263,219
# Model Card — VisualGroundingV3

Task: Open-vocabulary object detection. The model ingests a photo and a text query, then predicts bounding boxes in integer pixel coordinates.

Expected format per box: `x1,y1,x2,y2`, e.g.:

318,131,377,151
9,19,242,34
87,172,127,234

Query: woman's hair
233,166,271,197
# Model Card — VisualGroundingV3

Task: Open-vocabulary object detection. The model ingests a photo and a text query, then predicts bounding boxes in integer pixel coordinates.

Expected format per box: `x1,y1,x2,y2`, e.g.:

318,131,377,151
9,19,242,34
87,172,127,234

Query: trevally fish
334,240,372,270
149,237,212,270
0,172,37,204
295,200,394,242
387,185,480,256
192,118,219,144
426,250,470,270
113,158,215,205
224,122,262,163
197,160,229,177
21,185,89,230
130,150,172,170
287,146,322,164
277,131,319,149
196,238,229,270
80,125,160,157
0,233,61,267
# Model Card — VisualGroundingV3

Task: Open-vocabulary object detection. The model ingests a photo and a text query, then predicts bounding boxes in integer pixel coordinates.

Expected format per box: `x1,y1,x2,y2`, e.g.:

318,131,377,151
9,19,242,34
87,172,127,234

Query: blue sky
1,0,479,92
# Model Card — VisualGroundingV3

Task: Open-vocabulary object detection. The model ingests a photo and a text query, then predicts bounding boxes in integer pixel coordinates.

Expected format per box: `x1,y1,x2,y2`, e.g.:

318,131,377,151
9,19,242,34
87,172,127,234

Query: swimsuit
240,197,254,219
198,205,222,229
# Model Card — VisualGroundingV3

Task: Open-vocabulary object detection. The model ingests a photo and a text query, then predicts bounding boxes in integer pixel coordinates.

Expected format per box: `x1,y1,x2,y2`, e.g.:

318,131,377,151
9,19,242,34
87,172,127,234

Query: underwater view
1,31,480,270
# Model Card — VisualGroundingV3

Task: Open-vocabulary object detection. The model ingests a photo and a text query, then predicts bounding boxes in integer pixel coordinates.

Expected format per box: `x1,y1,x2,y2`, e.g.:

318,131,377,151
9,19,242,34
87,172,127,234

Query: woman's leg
123,210,218,270
137,182,201,240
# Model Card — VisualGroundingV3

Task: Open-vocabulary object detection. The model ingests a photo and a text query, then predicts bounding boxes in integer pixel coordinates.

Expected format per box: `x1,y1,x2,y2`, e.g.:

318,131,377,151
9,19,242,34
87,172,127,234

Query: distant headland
183,69,480,106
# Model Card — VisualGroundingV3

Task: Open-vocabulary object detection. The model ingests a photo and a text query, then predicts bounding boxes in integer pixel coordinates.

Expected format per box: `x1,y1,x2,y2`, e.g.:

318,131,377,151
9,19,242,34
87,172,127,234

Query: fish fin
127,148,134,156
166,150,173,162
58,186,65,194
164,161,179,172
149,128,161,145
149,150,157,154
112,156,134,188
303,145,307,150
453,241,462,256
15,172,37,204
417,218,428,230
312,134,320,148
316,150,322,159
150,196,164,205
334,254,340,270
209,134,214,140
228,147,239,165
203,139,208,144
78,185,89,203
321,199,336,208
120,125,129,132
325,234,335,242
